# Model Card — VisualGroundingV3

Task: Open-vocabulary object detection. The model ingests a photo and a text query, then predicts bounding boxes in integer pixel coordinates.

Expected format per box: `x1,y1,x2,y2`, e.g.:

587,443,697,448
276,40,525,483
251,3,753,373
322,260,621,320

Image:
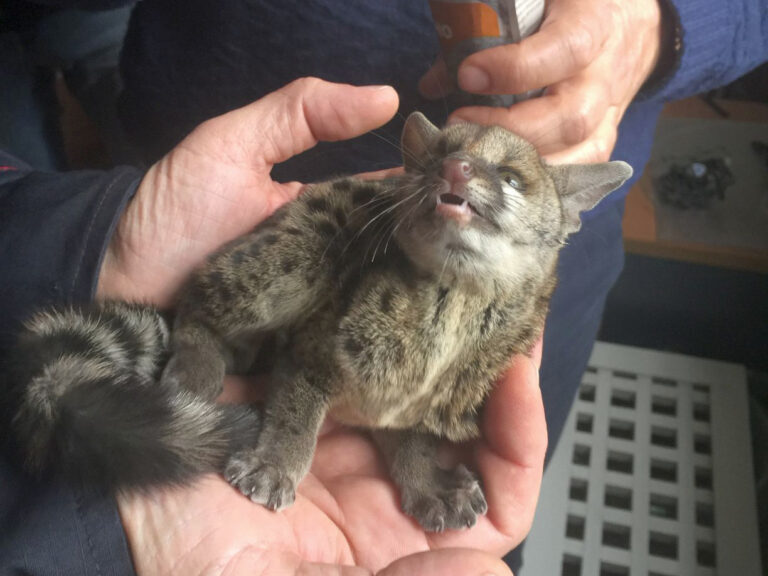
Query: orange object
429,1,502,54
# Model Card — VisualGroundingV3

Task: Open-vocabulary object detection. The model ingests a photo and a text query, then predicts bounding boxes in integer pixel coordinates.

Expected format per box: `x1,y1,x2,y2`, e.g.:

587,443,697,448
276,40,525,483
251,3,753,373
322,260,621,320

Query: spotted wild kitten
163,112,632,531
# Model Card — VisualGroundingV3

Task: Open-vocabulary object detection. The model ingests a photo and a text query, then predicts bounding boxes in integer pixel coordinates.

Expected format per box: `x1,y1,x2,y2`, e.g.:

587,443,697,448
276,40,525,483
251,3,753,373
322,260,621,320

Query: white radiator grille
522,342,761,576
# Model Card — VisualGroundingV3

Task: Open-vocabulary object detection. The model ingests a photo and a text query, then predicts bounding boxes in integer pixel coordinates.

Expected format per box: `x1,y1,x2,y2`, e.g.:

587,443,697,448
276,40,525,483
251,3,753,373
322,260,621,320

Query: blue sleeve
0,448,136,576
0,151,141,575
647,0,768,102
0,151,142,350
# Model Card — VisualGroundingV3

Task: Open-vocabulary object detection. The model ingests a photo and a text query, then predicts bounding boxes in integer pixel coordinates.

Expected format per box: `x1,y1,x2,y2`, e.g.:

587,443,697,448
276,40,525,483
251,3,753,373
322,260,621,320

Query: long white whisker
384,186,431,255
369,129,425,169
437,250,451,285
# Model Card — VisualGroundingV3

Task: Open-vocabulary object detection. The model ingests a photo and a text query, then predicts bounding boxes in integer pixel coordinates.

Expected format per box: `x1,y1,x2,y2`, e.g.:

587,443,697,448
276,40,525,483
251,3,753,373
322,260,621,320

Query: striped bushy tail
3,302,260,490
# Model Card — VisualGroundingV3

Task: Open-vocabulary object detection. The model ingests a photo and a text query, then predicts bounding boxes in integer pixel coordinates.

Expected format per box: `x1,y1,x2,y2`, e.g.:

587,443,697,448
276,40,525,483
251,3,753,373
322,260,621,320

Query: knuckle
561,105,593,146
289,76,323,93
504,57,530,91
563,19,601,69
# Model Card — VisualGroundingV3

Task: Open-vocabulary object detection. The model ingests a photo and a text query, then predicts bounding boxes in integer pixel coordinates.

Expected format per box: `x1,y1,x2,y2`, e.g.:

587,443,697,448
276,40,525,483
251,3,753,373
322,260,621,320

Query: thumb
376,549,513,576
193,77,399,169
458,1,605,94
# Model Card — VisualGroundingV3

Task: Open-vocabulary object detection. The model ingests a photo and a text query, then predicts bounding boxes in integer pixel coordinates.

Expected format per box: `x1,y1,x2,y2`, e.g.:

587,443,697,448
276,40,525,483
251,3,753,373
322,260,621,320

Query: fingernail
459,66,490,92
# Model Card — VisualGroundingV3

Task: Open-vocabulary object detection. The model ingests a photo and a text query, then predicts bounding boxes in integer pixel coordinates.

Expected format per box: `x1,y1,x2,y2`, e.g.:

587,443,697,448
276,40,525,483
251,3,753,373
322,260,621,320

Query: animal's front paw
401,464,487,532
225,450,296,510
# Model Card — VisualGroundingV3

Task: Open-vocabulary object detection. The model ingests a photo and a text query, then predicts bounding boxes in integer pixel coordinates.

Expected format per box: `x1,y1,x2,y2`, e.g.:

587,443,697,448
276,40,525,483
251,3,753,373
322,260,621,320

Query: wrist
639,0,682,96
95,165,173,306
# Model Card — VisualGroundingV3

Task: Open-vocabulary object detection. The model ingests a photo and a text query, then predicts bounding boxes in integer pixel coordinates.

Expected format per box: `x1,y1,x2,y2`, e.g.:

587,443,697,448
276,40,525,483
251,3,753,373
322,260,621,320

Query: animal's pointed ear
401,112,440,172
549,161,633,234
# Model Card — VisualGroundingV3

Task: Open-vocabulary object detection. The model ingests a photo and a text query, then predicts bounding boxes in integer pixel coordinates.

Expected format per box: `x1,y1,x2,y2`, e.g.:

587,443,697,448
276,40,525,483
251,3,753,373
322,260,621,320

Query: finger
449,80,609,155
457,1,607,94
417,58,455,100
376,549,513,576
476,353,547,537
196,77,399,168
541,109,621,164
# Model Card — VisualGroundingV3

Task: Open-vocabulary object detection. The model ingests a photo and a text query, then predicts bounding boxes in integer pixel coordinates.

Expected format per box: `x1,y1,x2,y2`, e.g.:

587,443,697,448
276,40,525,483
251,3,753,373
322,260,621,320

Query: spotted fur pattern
166,113,632,531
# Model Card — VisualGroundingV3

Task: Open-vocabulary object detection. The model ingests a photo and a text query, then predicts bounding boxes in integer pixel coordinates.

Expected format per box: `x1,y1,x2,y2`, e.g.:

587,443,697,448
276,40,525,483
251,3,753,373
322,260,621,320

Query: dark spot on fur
344,336,363,356
288,424,303,436
281,258,297,274
217,283,233,301
285,227,302,237
352,185,377,206
234,279,250,294
522,278,535,293
232,251,246,266
335,179,353,193
183,279,207,306
435,136,448,156
307,197,329,213
315,220,337,239
248,243,261,259
433,287,449,325
380,289,394,314
263,234,279,246
256,217,279,231
385,336,405,359
334,208,347,228
480,305,494,336
208,270,224,286
252,220,273,234
517,325,535,346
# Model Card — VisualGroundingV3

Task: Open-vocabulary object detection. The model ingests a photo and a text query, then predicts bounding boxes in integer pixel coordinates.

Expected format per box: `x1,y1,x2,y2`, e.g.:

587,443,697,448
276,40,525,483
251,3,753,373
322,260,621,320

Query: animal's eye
499,169,524,192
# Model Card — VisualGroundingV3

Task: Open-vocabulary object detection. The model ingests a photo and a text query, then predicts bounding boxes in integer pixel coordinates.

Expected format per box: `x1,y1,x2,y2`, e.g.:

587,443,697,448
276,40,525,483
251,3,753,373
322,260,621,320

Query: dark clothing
1,0,767,574
0,154,141,349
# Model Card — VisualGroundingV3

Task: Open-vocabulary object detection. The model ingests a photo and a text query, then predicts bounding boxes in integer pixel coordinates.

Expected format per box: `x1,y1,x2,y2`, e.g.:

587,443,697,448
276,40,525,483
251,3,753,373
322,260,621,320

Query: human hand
420,0,662,163
118,344,545,575
96,78,399,306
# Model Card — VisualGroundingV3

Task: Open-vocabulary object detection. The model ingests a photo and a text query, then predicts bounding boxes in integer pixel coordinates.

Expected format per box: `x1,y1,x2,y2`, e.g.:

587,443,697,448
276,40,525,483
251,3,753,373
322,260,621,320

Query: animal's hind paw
400,464,487,532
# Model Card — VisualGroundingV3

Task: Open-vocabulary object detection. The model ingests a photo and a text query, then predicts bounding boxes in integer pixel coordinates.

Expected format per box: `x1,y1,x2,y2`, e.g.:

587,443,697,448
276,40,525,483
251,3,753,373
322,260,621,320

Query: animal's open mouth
437,192,480,219
439,193,465,206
